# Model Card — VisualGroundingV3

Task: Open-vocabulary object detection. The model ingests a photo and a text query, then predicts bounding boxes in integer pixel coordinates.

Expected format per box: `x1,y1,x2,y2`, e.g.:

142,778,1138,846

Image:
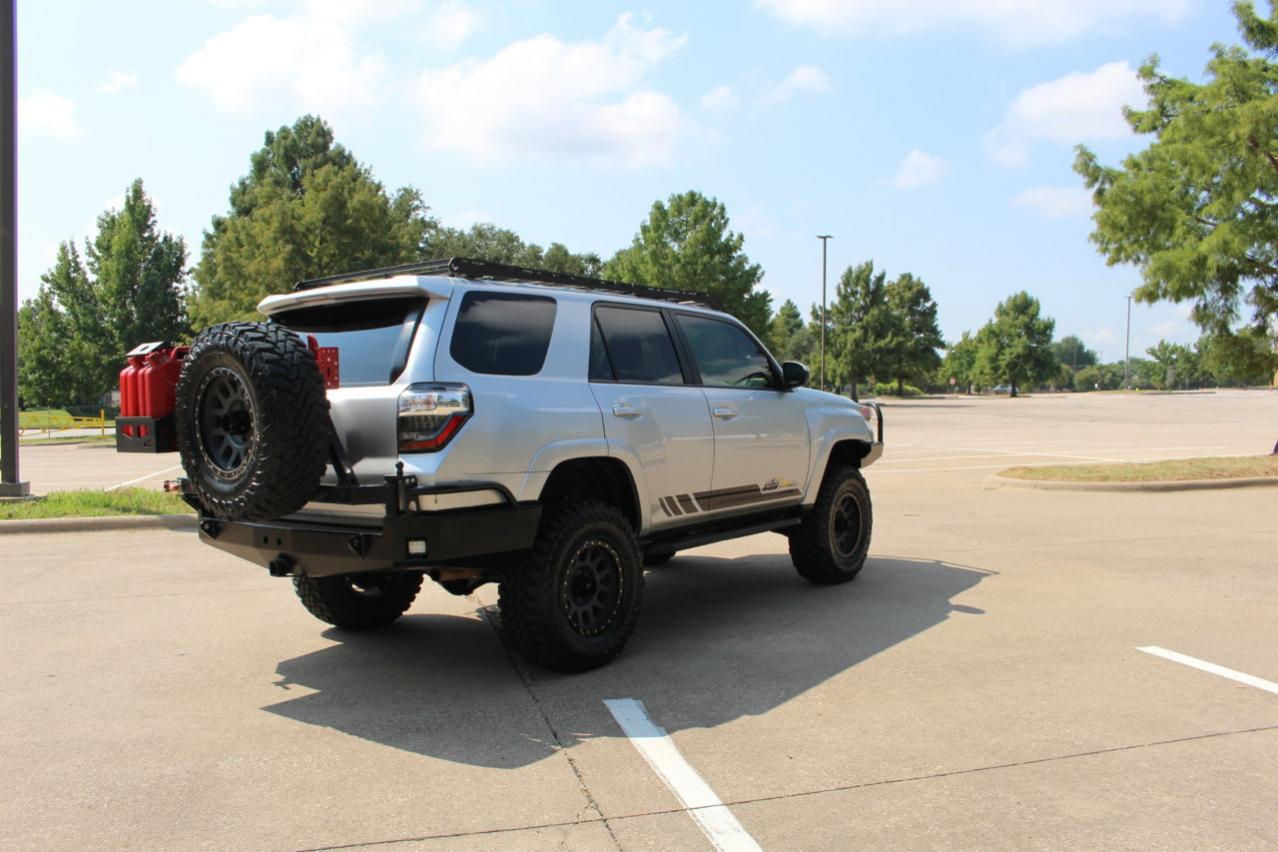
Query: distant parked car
993,384,1012,394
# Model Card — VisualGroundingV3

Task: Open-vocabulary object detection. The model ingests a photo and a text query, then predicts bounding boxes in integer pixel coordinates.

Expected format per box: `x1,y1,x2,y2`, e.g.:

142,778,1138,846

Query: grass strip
0,488,193,520
19,435,116,447
1000,455,1278,483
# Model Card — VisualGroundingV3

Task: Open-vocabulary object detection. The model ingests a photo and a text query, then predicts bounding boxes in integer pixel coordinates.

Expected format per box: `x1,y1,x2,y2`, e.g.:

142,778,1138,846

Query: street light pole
1124,295,1132,390
816,235,832,391
0,0,26,498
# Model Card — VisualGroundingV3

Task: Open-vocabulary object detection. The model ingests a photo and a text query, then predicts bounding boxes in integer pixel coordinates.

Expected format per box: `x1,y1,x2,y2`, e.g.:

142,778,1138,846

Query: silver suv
166,258,883,671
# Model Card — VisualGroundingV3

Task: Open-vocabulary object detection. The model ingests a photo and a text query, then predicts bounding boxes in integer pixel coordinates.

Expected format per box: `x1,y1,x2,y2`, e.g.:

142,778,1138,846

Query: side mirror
781,361,809,389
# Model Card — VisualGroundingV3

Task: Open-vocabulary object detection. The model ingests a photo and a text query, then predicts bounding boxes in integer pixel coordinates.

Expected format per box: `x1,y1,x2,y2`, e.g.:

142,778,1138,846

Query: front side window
676,314,775,389
449,291,557,376
593,306,684,385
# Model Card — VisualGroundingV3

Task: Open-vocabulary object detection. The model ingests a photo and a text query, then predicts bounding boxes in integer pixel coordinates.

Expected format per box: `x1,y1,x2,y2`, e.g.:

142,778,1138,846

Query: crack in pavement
294,720,1278,850
478,603,623,851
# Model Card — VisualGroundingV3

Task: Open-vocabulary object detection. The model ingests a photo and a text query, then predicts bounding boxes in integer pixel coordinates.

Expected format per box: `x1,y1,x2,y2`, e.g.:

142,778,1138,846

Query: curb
982,474,1278,493
0,514,197,535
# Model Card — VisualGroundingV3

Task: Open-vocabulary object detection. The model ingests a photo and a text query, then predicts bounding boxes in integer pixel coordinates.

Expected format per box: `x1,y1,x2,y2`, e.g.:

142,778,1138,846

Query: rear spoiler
257,278,453,317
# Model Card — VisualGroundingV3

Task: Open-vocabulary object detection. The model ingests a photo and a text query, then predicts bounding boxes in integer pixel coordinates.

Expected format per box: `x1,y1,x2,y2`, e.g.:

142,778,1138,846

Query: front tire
789,466,873,584
292,571,424,630
499,499,643,672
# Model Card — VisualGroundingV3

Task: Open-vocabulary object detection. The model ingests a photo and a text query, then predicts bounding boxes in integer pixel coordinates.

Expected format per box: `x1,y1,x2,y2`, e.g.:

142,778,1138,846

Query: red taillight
398,383,472,453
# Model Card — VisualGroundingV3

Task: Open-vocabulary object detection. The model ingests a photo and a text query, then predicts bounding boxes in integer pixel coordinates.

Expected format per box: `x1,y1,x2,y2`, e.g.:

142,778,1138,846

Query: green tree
190,115,431,325
1074,2,1278,369
89,179,188,355
1051,335,1099,371
827,262,896,395
883,272,944,395
1145,340,1206,388
767,299,808,362
1073,365,1103,391
941,331,979,392
1199,327,1275,385
974,292,1057,396
424,222,600,275
18,182,188,405
606,191,771,336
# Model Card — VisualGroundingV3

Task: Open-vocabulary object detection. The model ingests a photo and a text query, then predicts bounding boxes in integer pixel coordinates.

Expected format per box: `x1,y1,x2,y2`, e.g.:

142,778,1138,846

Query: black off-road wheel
176,322,330,521
499,500,643,672
293,571,424,630
789,465,873,584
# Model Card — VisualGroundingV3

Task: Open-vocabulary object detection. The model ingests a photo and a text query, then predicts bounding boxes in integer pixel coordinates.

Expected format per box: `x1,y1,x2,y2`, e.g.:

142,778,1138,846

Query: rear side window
594,306,684,385
275,297,424,386
676,314,775,389
450,291,557,376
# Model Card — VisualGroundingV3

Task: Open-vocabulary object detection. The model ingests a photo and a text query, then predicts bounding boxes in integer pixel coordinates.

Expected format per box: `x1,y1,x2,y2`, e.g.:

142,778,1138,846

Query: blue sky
15,0,1247,358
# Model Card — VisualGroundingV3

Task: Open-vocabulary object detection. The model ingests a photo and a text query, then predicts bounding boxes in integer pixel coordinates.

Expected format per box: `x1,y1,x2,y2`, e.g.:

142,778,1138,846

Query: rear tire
789,466,872,584
499,499,643,672
293,571,424,630
175,322,329,521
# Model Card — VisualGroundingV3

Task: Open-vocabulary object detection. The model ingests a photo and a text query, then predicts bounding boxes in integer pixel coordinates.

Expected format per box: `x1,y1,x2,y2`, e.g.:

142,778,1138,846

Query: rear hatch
270,295,432,484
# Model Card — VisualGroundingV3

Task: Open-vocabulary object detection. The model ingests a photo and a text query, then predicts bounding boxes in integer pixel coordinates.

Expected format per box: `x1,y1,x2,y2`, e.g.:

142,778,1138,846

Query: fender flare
516,439,652,533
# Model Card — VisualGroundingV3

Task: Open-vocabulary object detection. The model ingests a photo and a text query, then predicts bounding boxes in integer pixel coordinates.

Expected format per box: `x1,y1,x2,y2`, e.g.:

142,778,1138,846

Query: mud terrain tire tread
789,465,873,584
293,572,424,630
499,499,643,672
176,322,329,521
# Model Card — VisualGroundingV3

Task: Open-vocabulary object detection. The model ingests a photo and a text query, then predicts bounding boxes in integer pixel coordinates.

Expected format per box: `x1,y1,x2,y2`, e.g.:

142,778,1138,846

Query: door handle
612,404,642,419
712,406,737,420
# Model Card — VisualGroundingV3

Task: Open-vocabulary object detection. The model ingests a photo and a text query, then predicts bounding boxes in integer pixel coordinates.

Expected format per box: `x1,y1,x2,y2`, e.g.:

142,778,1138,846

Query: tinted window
594,306,684,385
450,291,557,376
276,298,424,386
589,317,614,381
676,314,774,389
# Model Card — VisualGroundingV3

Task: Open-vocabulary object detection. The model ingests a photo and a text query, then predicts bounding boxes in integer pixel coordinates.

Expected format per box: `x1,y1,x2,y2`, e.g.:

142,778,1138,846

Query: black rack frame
293,257,722,310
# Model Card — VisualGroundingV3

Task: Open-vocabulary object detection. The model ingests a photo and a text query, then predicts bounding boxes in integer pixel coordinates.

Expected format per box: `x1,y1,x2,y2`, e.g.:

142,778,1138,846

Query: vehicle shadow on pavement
264,554,992,768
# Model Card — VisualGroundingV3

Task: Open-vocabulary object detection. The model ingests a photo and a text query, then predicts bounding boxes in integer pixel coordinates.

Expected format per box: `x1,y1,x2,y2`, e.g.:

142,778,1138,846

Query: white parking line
604,698,762,852
105,464,182,492
1138,646,1278,696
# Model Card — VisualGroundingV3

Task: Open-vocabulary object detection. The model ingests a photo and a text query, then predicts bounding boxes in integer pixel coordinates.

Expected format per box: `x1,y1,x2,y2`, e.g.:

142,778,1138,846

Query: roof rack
293,257,722,310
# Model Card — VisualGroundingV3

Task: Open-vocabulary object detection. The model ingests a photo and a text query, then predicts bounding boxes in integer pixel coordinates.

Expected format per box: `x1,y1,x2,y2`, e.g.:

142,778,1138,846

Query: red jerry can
140,347,188,421
119,354,145,438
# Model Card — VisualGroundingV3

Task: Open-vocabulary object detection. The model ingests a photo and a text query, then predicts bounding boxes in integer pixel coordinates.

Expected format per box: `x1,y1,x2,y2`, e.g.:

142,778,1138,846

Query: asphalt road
3,391,1277,850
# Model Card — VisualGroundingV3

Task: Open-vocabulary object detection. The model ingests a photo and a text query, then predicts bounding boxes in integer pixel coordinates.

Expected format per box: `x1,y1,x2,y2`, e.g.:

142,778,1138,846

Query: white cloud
985,61,1145,168
1011,185,1093,218
175,2,413,118
19,89,78,138
760,65,831,104
98,70,139,94
413,14,691,167
894,149,945,189
700,84,738,115
754,0,1190,46
1083,327,1116,348
1146,320,1183,338
419,0,482,44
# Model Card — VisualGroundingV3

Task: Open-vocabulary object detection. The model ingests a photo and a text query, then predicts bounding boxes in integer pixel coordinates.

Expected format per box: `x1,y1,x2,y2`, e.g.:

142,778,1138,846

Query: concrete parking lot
3,391,1277,850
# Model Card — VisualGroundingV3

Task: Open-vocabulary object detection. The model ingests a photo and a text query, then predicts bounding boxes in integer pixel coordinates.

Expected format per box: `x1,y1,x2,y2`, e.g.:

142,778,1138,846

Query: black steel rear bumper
190,475,541,579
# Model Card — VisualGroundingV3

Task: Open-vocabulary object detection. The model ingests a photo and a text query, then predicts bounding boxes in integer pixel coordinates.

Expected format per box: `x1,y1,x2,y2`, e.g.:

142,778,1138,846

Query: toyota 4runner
123,258,883,671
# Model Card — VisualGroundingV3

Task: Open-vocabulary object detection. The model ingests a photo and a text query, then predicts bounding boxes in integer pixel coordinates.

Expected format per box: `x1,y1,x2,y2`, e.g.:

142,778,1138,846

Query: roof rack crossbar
293,257,722,310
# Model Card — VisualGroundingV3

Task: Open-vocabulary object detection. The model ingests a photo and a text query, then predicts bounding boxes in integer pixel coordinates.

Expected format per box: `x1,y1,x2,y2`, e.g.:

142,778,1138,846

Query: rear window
275,297,424,386
450,290,557,376
593,306,684,385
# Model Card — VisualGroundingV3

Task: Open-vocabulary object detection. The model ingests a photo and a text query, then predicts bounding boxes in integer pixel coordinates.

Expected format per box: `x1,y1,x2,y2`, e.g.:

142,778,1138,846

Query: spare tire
175,322,330,521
